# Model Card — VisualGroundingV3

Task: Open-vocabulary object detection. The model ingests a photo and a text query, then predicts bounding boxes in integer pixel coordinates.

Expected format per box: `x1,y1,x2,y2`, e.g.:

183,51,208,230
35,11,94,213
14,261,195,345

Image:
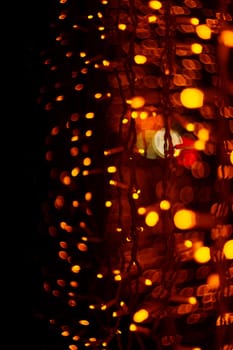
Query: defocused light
134,55,147,64
188,297,197,304
191,43,203,54
184,240,193,248
138,207,146,215
149,1,162,9
71,265,81,273
194,246,211,263
129,324,137,331
196,24,211,40
223,240,233,259
186,122,195,131
190,17,199,25
207,273,220,289
180,88,204,108
131,96,145,109
160,200,171,210
133,309,149,323
197,128,209,141
173,209,196,229
220,30,233,47
118,23,126,30
194,140,205,150
230,150,233,164
148,15,157,23
145,211,159,227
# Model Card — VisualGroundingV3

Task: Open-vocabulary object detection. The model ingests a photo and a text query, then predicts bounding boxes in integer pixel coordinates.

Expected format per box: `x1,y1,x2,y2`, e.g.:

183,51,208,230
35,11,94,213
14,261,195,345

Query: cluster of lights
38,0,233,349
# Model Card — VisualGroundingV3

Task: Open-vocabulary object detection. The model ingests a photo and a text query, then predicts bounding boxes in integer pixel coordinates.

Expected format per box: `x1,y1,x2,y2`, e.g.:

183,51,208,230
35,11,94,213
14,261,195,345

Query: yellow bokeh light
71,265,81,273
134,55,147,64
83,157,92,166
133,309,149,323
85,112,95,119
139,111,148,119
107,166,117,173
230,150,233,164
197,128,209,141
194,246,211,263
184,240,193,248
148,15,157,23
196,24,211,40
105,200,112,207
145,211,159,227
144,278,152,286
220,30,233,47
160,200,171,210
190,17,199,25
173,209,196,230
223,239,233,259
188,297,197,305
118,23,127,30
149,1,162,10
129,324,137,331
194,140,205,150
186,122,195,132
180,88,204,108
131,96,145,109
191,43,203,54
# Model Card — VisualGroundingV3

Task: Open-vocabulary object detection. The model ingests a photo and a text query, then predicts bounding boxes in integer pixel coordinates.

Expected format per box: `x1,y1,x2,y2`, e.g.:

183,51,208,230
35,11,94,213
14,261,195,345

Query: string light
37,0,233,349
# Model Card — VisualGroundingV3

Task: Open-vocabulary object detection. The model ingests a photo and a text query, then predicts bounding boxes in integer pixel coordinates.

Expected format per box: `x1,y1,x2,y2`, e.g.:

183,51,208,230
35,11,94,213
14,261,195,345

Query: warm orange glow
131,96,145,109
194,140,205,150
70,147,79,156
138,207,146,215
94,93,102,99
54,195,65,209
230,150,233,164
71,265,81,273
145,211,159,227
85,112,95,119
133,309,149,323
129,324,137,331
148,1,162,10
71,167,80,177
107,166,117,173
159,200,171,210
173,209,196,229
79,320,90,326
207,273,220,289
62,331,70,336
197,128,209,141
134,55,147,64
194,246,211,263
83,157,92,166
223,240,233,259
69,345,78,350
180,88,204,108
105,200,112,207
220,30,233,47
196,24,211,40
